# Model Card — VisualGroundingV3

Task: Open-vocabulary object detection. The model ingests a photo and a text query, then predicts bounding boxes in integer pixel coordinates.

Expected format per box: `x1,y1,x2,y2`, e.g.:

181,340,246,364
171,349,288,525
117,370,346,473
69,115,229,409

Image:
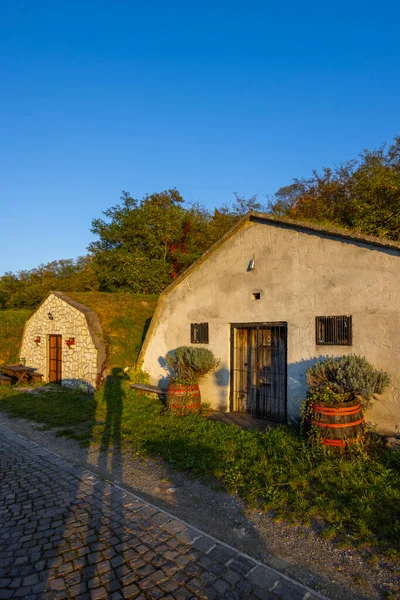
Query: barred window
191,323,209,344
316,316,352,346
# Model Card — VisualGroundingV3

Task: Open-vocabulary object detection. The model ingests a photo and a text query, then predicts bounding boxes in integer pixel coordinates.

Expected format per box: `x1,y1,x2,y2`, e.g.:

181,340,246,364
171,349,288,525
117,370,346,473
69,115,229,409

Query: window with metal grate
191,322,209,344
316,315,352,345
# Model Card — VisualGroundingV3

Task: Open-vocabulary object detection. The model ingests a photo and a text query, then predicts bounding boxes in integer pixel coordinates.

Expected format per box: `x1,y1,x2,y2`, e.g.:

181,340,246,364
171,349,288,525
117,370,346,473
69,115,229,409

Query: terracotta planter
166,382,201,414
310,396,365,448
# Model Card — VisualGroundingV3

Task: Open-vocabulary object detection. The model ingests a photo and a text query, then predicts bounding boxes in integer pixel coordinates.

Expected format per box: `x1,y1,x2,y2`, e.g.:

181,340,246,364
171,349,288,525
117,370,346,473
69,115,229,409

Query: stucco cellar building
20,292,106,393
140,212,400,433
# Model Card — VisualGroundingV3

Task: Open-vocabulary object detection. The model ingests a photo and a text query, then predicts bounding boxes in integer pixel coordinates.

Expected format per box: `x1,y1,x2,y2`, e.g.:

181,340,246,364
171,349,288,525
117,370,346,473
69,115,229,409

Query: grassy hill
0,308,34,365
0,293,158,371
64,292,158,371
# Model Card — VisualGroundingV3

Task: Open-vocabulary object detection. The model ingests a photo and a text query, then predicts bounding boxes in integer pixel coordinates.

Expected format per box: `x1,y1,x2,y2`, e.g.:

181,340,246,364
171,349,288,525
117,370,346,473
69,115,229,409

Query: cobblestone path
0,426,326,600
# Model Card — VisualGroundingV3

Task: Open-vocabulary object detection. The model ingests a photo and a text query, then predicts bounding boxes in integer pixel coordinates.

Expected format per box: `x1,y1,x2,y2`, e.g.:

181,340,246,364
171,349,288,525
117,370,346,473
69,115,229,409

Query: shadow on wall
157,352,229,411
155,352,342,421
214,365,229,411
157,355,170,388
286,357,322,423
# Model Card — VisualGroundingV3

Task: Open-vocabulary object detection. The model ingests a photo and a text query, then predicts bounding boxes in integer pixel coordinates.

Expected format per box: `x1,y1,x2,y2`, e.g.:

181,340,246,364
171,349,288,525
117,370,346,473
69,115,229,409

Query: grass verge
0,379,399,556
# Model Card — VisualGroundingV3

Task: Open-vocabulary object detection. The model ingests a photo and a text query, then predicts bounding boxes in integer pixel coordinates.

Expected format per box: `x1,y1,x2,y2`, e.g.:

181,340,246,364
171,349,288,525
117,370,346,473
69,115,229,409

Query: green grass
64,292,158,370
0,386,96,429
1,379,400,556
0,308,33,365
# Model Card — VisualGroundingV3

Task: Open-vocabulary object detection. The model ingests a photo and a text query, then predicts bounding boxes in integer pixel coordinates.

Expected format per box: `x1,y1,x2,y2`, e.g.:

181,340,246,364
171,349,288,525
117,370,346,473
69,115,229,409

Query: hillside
0,293,158,372
65,292,158,371
0,308,34,365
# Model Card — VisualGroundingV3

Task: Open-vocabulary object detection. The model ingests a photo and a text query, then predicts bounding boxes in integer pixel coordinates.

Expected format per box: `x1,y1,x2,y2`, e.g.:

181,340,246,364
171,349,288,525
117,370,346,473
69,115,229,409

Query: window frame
190,322,209,344
315,315,352,346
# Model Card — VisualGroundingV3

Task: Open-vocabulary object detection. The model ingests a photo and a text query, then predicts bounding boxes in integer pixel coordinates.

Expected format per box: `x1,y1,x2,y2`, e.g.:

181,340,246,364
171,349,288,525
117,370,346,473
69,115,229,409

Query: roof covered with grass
65,292,158,371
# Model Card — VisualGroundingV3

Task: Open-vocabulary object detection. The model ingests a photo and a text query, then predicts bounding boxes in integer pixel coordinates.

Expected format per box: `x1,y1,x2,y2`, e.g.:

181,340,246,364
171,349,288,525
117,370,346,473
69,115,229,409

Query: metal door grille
316,316,352,345
230,323,287,422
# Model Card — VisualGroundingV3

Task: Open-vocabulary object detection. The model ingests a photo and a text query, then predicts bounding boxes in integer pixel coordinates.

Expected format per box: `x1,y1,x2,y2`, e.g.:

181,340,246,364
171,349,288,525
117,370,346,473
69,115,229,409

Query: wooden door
231,323,287,422
48,335,62,384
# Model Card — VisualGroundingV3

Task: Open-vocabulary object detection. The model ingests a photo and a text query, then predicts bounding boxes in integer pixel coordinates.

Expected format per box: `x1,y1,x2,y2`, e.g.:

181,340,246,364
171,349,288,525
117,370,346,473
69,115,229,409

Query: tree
89,189,196,293
1,189,263,307
269,136,400,241
0,257,98,309
89,189,261,294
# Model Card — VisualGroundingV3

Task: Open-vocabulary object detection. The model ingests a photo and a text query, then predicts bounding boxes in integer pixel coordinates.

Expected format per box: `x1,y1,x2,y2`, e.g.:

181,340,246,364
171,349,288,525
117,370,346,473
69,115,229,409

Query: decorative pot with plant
165,346,220,414
303,355,390,448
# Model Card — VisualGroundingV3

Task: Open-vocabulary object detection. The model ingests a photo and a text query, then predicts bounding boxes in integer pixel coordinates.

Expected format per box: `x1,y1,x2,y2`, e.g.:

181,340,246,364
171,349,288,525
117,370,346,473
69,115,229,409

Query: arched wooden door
48,335,62,384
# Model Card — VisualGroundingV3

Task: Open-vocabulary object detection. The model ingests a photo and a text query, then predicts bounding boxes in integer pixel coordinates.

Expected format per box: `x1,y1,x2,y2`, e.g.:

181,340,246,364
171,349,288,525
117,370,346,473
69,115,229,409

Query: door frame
48,334,62,384
229,322,288,421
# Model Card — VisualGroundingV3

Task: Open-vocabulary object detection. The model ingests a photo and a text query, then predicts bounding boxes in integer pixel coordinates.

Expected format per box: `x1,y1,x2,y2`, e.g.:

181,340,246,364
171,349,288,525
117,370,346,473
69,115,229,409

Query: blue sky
1,0,399,275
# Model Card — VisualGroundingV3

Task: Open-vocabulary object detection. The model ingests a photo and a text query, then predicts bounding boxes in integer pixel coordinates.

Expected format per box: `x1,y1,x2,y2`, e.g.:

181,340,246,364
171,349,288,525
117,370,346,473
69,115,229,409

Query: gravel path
0,413,398,600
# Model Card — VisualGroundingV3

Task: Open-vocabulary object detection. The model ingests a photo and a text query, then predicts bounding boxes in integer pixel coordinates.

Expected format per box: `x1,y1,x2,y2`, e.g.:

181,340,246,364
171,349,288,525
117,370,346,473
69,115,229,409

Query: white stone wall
20,294,99,393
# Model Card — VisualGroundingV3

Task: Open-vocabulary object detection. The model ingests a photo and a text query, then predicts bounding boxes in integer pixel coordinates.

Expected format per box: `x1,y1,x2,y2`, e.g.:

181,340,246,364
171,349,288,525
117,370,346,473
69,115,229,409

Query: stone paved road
0,426,327,600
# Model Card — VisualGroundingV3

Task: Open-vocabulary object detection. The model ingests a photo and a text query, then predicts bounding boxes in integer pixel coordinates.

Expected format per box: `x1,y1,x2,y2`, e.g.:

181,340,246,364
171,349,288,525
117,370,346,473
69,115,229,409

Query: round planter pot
166,382,201,414
310,396,365,448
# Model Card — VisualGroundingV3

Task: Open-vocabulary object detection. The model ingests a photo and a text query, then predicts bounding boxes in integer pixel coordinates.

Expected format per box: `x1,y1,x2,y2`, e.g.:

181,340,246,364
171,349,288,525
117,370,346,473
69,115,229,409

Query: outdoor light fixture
65,337,75,349
248,254,256,271
48,312,54,320
33,336,41,345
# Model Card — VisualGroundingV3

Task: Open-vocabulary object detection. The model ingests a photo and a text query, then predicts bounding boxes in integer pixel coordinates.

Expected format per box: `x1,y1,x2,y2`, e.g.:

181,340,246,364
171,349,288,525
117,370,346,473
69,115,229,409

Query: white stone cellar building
20,292,106,393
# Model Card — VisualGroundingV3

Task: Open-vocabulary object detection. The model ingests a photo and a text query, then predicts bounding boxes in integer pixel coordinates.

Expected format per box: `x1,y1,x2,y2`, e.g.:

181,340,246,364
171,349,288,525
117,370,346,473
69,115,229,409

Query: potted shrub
165,346,220,414
304,355,390,447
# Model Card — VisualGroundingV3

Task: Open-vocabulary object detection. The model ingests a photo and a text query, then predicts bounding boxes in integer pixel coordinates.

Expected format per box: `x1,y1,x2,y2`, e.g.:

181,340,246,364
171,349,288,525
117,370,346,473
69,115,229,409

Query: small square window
316,316,352,345
252,292,261,300
191,323,209,344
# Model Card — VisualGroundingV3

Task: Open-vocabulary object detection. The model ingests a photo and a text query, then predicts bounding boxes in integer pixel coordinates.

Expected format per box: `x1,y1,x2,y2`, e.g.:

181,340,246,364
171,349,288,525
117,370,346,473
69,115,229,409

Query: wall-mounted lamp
48,312,54,320
248,254,256,271
33,336,41,345
65,337,75,349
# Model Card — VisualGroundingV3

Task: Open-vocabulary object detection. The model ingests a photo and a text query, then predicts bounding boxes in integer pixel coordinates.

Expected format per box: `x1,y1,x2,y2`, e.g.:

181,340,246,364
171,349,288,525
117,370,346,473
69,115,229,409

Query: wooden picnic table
1,364,43,387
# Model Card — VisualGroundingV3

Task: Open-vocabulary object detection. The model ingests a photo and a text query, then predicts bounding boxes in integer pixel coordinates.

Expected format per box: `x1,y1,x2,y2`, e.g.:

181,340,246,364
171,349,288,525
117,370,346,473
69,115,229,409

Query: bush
306,355,390,410
166,346,220,384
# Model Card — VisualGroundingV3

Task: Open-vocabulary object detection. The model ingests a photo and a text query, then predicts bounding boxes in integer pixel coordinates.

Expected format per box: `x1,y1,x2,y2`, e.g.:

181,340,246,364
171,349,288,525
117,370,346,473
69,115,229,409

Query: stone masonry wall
20,294,100,393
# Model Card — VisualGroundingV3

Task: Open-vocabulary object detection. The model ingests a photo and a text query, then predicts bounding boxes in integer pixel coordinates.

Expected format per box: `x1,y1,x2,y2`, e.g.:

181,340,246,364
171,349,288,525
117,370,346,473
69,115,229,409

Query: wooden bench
0,375,12,386
130,383,166,397
30,373,44,384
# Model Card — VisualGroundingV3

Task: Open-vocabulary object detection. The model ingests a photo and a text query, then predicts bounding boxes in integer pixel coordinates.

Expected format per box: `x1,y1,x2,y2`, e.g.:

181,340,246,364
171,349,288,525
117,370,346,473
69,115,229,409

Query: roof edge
158,212,252,300
137,211,399,365
249,212,400,252
136,213,252,366
157,211,400,303
50,291,93,315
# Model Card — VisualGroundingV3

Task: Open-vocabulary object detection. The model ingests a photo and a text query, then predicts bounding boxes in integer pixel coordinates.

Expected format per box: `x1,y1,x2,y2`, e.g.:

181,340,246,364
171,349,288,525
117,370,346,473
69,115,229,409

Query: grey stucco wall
20,293,105,393
142,220,400,433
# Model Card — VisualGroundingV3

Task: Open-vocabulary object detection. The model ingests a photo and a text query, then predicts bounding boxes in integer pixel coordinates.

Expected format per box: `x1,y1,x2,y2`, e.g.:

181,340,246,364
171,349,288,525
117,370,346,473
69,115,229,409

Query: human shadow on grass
0,380,370,600
79,384,367,600
0,374,130,597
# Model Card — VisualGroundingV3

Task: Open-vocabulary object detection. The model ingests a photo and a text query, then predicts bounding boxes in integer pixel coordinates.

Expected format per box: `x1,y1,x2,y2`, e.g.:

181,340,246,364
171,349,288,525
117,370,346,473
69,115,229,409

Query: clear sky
1,0,399,275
